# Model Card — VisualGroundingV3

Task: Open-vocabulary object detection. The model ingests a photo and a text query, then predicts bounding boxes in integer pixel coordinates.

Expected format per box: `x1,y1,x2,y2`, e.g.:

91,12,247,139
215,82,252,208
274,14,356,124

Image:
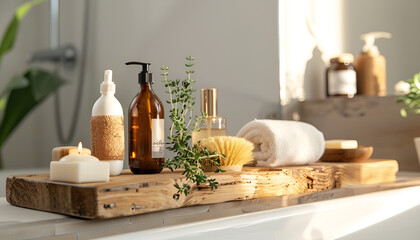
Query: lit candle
60,142,97,162
68,142,92,155
50,142,110,183
51,143,91,162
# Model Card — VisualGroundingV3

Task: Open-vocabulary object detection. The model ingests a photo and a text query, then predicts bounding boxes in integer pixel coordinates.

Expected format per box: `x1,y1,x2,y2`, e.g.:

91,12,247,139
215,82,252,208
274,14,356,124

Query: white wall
0,0,279,169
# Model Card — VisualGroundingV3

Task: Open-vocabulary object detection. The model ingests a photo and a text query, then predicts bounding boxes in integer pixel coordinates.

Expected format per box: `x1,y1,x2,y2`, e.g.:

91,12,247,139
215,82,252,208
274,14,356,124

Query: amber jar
326,53,357,97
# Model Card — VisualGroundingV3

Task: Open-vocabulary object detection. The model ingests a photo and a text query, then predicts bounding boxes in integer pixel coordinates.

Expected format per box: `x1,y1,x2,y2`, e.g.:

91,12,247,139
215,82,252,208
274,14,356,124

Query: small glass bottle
326,53,357,97
192,88,226,145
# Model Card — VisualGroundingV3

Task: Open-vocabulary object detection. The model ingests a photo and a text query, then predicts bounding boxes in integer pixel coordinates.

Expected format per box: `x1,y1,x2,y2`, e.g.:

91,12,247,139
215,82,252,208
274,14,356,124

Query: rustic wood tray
5,159,397,219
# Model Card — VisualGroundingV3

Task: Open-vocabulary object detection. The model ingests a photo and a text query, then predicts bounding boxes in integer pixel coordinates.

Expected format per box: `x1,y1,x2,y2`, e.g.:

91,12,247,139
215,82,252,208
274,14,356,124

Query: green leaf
0,75,29,98
0,97,5,110
408,99,420,109
29,69,66,101
0,17,19,67
0,0,46,67
400,108,407,117
16,0,46,20
415,74,420,89
396,97,405,103
0,75,29,111
0,68,65,147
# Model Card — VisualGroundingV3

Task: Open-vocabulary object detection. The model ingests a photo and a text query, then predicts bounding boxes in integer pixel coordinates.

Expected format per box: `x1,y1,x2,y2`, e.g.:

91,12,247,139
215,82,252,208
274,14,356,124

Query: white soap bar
50,155,109,183
325,139,358,149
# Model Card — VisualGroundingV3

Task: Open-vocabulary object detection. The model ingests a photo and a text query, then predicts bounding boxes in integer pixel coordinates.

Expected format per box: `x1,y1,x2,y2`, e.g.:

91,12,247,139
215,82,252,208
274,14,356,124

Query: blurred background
1,0,420,170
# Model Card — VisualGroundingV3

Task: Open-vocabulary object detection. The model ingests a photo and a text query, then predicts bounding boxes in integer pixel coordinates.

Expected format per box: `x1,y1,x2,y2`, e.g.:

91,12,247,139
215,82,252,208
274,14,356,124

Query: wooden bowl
320,145,373,163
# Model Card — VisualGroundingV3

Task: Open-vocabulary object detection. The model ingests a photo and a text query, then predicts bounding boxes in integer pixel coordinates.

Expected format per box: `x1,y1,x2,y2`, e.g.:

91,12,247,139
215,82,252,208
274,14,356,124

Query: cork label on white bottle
91,115,125,161
152,118,165,158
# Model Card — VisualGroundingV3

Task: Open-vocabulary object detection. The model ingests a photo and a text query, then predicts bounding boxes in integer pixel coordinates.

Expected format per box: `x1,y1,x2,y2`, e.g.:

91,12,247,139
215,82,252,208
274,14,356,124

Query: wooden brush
200,136,254,166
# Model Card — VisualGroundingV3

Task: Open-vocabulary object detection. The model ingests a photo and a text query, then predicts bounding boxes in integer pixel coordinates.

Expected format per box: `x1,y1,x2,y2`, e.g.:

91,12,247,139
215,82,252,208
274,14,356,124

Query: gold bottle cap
201,88,218,117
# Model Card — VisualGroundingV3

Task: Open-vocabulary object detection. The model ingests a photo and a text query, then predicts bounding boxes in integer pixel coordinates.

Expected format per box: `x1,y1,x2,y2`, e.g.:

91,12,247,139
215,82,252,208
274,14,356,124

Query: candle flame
78,142,82,154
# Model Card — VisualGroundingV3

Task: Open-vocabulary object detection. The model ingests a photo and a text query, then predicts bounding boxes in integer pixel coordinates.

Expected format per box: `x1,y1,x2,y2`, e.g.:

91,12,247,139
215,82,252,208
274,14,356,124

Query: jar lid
329,57,339,63
338,53,354,64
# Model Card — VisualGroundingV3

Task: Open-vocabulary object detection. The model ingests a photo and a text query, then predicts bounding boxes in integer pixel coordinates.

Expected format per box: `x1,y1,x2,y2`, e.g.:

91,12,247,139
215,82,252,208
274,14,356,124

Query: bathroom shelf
5,159,397,219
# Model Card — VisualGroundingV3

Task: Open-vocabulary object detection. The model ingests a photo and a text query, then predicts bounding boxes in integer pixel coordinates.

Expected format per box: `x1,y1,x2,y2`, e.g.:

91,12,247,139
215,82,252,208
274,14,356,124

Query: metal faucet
29,44,77,69
29,0,77,70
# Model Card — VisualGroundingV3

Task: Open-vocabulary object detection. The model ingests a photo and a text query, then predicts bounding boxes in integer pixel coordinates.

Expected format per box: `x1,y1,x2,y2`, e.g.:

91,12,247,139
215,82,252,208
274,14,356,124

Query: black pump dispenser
125,61,153,84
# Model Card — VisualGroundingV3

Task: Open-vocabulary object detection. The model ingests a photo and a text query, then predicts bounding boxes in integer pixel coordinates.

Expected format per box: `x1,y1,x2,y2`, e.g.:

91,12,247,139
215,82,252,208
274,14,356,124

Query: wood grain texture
315,159,399,185
6,165,340,219
320,145,373,162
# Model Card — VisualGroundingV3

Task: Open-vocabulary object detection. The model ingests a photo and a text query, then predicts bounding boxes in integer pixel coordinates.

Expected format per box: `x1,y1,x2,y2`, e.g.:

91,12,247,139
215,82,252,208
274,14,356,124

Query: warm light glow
78,142,83,154
280,0,344,102
131,151,136,159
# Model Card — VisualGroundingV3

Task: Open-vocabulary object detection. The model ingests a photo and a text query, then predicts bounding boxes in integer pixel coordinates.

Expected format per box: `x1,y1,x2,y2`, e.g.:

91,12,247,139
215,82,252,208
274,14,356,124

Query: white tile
0,221,55,240
78,220,163,240
130,210,165,224
32,233,77,240
55,217,130,235
0,198,66,224
163,212,211,226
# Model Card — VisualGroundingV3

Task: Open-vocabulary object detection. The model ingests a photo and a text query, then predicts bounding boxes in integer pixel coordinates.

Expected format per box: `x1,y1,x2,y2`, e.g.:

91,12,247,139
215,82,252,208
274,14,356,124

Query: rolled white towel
236,119,325,167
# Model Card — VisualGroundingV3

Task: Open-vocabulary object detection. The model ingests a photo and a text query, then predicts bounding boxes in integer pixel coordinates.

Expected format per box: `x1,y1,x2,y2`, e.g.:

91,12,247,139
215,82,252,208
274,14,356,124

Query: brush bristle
200,136,254,166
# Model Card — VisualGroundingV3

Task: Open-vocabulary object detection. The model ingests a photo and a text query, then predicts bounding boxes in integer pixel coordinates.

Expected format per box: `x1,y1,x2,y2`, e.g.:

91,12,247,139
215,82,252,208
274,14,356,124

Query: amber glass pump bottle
126,62,165,174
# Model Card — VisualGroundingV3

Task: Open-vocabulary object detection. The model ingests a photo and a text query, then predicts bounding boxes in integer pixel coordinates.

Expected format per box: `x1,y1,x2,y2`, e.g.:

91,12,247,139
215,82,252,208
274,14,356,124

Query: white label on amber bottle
152,119,165,158
328,70,357,95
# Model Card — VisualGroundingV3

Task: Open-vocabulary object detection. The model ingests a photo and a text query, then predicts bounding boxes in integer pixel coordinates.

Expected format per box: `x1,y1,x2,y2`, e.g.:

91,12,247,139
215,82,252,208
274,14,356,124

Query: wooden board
6,165,340,219
5,159,398,219
315,159,399,185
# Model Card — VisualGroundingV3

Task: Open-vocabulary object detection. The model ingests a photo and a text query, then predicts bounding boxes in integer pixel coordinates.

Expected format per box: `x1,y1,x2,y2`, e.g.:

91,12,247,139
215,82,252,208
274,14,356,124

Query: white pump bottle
360,32,391,54
91,70,125,176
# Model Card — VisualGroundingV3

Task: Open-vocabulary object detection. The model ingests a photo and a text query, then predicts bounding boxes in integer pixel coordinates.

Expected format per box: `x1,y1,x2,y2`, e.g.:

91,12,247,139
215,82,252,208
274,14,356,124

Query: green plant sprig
397,72,420,117
161,56,222,196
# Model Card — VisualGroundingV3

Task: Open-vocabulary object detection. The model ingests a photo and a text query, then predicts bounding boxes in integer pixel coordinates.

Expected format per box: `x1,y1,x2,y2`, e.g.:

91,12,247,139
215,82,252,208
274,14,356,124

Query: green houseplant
397,72,420,117
0,0,65,168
